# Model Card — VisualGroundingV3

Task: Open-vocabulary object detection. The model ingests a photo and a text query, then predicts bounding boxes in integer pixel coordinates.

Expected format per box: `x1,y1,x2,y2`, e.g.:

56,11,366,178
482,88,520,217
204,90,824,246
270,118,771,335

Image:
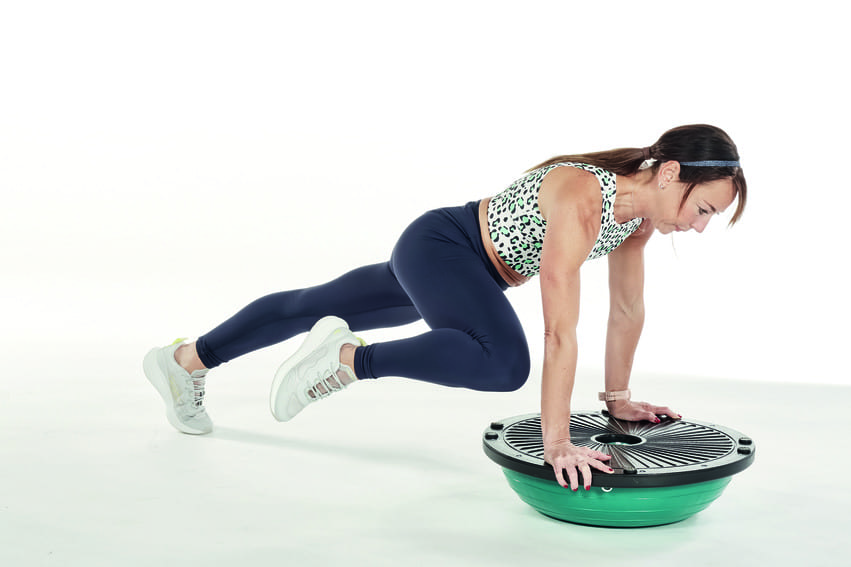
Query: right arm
538,167,614,490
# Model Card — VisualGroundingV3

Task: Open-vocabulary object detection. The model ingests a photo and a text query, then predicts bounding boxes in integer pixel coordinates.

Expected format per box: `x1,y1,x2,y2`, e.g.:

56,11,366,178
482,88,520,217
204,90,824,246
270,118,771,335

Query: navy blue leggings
195,201,530,391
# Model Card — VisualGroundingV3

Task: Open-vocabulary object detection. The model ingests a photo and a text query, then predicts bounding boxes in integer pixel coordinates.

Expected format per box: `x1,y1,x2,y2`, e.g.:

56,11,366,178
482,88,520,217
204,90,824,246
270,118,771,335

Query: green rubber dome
483,411,755,528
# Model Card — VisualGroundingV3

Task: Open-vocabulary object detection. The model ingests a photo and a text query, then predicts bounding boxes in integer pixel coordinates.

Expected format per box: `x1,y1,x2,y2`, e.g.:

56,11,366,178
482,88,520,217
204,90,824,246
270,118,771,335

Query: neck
614,170,655,223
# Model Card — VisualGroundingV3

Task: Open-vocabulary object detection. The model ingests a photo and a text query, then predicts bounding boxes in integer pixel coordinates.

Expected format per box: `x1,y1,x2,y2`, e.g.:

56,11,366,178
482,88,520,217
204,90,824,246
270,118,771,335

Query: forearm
541,331,578,445
604,307,644,394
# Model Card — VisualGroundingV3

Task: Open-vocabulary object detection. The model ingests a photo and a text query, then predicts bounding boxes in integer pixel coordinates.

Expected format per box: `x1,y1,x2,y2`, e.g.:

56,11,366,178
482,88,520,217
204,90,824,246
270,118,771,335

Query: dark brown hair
529,124,747,225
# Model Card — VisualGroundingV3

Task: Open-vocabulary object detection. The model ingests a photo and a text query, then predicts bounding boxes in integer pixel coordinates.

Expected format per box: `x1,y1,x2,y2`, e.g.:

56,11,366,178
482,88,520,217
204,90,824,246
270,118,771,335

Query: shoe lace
190,374,207,408
305,365,345,400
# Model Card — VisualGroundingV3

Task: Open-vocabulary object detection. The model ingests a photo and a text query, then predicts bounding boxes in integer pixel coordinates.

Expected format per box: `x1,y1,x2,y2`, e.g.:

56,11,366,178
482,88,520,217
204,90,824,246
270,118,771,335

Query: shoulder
538,165,602,224
538,166,604,271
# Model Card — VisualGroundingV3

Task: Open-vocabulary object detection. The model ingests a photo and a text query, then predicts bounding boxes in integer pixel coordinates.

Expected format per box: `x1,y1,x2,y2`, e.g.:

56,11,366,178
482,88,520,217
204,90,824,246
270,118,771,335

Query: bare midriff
478,198,532,288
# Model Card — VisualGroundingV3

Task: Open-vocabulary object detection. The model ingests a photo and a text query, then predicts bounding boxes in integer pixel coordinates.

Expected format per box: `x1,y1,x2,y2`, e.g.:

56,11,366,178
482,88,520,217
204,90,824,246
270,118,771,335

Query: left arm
605,222,680,421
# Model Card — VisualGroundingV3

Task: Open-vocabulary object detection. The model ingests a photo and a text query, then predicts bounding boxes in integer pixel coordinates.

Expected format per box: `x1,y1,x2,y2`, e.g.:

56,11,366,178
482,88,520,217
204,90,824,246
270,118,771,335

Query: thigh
389,211,525,348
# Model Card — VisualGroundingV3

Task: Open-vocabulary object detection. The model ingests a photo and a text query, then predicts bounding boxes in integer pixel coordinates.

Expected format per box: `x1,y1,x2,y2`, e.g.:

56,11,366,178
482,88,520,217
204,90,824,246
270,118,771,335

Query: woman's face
656,178,736,235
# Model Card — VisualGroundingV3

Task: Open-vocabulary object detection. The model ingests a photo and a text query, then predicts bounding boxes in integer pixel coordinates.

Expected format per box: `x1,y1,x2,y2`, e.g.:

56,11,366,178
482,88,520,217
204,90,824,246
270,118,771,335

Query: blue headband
680,160,740,167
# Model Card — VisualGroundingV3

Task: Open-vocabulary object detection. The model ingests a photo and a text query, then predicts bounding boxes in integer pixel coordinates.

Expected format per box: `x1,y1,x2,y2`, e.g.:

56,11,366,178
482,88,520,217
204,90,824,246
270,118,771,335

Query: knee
485,344,531,392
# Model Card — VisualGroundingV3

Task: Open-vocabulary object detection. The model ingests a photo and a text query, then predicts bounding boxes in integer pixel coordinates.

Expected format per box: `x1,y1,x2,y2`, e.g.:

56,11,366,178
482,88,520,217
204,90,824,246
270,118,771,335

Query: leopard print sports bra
486,162,643,277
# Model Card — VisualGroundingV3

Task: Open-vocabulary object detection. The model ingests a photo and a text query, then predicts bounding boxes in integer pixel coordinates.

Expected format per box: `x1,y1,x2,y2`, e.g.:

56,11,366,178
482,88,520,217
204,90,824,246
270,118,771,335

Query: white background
2,0,848,387
2,2,849,566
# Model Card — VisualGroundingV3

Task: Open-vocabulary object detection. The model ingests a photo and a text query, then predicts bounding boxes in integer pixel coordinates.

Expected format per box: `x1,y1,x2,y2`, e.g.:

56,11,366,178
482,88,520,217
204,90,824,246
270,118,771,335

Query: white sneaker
143,339,213,434
270,316,365,422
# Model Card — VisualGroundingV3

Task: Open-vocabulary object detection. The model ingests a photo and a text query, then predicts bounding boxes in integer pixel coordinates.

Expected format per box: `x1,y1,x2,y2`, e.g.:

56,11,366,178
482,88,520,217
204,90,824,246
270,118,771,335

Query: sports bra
486,162,643,277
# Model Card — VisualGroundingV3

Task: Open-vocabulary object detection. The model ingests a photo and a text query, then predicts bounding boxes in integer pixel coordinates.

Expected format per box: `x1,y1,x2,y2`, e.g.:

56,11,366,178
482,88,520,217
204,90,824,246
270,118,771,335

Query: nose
692,216,711,233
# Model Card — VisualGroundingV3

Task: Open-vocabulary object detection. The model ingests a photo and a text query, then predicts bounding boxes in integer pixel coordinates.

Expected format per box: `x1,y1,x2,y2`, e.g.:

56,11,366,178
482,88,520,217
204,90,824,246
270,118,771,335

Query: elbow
544,327,577,353
543,328,561,351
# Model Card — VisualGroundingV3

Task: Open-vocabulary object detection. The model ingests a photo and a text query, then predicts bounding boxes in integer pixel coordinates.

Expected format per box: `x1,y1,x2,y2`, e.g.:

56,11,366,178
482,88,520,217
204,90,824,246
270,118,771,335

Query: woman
143,124,747,491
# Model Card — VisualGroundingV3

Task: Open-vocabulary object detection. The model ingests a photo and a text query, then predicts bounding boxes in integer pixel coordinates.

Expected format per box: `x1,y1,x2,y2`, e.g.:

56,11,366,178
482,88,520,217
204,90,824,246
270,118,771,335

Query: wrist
605,399,631,413
598,389,630,403
600,389,631,413
542,428,572,446
544,437,574,451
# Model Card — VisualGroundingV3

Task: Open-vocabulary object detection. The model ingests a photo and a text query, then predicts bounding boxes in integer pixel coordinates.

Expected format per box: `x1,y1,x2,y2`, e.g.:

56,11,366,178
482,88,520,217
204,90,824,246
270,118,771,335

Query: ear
657,161,681,187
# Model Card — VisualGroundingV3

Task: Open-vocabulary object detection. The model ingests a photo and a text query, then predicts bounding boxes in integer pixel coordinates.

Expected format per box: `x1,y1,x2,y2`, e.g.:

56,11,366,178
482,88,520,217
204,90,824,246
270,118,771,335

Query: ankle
339,343,359,383
175,342,207,374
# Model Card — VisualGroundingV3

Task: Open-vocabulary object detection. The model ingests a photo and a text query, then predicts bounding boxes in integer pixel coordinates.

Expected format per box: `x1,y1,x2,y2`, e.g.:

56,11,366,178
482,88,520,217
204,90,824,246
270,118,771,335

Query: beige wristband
598,389,631,402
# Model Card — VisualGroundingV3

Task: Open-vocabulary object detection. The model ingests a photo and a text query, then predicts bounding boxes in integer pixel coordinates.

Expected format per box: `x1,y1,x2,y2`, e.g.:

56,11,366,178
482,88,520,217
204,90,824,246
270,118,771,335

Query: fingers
588,449,612,461
635,402,682,423
565,466,579,491
643,404,681,422
653,405,682,420
555,463,582,491
553,455,614,490
555,464,570,489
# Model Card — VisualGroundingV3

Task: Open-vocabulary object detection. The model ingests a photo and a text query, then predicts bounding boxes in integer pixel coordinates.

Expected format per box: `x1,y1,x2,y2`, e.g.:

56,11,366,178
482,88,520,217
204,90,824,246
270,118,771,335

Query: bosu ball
483,410,755,527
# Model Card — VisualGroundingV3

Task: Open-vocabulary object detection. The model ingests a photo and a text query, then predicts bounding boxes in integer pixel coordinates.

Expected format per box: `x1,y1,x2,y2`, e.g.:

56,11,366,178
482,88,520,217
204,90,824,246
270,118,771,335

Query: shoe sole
143,347,209,435
270,315,348,421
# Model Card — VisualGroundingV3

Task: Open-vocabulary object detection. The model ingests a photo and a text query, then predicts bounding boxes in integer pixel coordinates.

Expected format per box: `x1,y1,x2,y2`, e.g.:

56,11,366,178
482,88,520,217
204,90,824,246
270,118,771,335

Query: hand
606,400,681,423
544,439,613,490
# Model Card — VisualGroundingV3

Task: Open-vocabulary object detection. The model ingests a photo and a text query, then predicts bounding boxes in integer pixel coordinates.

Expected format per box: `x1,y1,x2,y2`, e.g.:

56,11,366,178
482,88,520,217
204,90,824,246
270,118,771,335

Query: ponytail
529,124,747,225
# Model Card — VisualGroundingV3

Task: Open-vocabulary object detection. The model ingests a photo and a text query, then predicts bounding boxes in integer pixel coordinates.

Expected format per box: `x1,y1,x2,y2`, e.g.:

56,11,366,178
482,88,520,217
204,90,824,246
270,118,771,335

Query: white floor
1,339,846,567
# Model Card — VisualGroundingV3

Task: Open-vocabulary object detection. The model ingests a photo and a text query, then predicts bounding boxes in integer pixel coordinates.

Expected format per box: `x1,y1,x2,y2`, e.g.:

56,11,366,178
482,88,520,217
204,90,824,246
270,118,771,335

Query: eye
698,207,709,215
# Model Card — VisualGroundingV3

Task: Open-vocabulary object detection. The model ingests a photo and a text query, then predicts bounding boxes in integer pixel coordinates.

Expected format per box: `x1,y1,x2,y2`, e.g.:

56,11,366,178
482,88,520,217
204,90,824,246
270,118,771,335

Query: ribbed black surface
504,414,734,469
484,411,755,487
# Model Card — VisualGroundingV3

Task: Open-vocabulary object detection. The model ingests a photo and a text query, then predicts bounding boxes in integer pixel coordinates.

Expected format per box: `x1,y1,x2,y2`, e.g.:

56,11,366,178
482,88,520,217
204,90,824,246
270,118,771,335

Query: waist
478,198,532,288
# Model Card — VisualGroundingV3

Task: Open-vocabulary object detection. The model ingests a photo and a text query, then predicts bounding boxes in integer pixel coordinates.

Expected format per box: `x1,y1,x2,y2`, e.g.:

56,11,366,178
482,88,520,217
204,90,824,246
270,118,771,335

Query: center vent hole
592,433,644,446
